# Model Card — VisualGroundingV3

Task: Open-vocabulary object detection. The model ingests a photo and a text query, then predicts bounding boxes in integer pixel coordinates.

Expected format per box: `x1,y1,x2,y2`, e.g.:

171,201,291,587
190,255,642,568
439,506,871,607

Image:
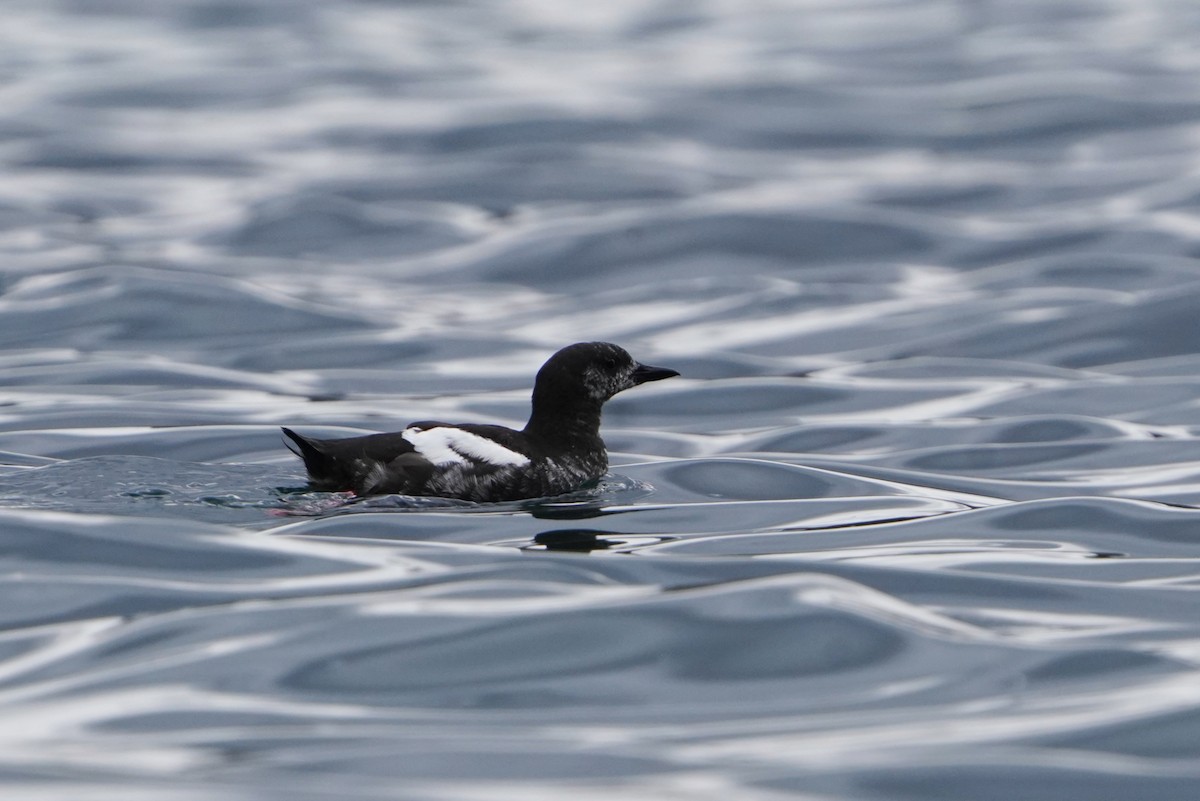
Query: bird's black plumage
283,342,678,502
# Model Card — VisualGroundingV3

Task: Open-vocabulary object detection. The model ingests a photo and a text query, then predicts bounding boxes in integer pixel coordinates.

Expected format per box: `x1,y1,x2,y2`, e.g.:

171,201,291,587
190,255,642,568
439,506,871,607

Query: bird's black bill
631,362,680,384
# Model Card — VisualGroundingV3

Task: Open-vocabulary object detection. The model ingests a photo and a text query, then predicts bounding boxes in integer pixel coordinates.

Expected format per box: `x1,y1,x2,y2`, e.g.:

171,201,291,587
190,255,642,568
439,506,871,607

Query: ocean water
2,0,1200,798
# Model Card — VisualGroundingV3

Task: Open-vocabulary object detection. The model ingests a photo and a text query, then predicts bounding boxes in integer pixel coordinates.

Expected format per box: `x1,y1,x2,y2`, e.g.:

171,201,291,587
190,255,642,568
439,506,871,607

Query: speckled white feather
402,426,530,468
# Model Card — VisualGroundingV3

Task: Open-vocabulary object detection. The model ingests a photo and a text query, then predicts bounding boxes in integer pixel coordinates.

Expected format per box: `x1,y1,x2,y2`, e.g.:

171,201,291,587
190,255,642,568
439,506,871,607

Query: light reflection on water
1,0,1200,798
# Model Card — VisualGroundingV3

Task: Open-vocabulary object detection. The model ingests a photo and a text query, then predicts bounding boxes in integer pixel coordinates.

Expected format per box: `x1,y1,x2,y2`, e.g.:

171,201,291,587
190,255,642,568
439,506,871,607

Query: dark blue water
2,1,1200,798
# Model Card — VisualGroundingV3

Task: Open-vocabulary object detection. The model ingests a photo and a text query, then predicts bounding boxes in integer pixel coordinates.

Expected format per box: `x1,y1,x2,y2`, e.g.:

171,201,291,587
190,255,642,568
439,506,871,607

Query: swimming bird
282,341,678,502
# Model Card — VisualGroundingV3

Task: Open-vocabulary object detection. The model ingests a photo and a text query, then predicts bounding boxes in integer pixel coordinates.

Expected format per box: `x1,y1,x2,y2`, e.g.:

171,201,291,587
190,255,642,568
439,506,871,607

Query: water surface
2,1,1200,798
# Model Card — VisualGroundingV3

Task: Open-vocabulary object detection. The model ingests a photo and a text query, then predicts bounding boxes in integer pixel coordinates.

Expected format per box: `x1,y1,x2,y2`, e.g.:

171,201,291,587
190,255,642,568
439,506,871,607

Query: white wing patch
402,427,530,468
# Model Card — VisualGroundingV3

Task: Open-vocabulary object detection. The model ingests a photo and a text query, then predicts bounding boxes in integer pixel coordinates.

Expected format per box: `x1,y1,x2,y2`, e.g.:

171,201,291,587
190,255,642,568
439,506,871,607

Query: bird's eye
603,357,618,370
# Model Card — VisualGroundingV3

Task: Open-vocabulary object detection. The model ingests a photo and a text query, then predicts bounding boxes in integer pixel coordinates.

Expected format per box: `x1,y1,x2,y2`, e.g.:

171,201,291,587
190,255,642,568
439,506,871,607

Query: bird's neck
523,391,604,447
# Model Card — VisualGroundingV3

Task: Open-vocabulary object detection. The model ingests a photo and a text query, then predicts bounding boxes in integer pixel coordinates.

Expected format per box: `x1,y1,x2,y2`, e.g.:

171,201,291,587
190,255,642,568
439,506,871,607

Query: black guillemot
282,341,679,502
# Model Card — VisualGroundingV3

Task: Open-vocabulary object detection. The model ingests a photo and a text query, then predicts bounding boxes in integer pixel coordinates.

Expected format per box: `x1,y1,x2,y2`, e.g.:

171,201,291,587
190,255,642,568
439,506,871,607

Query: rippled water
3,1,1200,798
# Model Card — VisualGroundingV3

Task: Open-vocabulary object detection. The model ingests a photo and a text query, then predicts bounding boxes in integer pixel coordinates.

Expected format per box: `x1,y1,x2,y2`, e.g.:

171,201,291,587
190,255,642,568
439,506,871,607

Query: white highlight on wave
402,426,530,467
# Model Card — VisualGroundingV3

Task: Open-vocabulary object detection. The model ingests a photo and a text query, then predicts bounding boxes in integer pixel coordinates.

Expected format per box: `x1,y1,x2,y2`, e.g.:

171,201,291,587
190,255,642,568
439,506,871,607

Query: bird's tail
281,427,325,469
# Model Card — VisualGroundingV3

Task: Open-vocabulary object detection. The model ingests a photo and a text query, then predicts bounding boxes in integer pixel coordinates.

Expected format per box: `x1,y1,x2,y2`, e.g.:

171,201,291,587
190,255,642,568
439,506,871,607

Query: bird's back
282,428,420,492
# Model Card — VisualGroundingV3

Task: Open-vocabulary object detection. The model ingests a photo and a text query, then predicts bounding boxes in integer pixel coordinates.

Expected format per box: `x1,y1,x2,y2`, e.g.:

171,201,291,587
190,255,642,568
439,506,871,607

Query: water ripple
3,0,1200,797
